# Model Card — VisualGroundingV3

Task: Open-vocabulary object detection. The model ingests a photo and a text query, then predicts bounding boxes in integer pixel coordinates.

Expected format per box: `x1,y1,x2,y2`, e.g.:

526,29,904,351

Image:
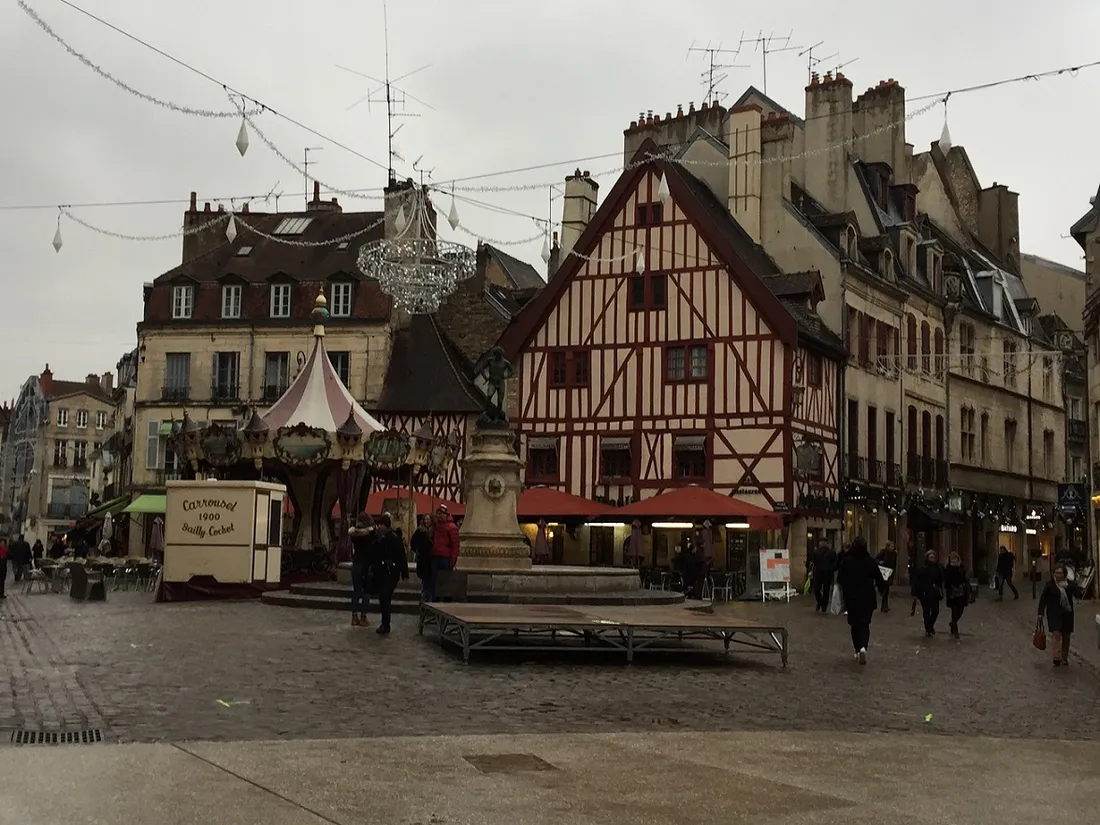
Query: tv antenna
303,148,322,207
798,42,838,83
832,57,860,75
738,30,802,94
686,41,748,102
335,0,433,185
412,156,434,186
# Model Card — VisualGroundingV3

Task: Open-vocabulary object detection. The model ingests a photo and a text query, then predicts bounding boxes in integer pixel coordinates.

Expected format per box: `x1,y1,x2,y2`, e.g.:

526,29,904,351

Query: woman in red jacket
425,506,460,601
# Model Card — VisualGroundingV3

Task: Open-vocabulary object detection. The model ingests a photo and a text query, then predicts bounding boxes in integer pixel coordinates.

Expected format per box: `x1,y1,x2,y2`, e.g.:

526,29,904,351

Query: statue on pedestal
474,347,513,428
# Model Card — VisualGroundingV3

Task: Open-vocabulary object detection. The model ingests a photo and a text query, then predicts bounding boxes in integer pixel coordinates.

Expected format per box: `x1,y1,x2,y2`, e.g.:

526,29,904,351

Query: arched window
934,328,945,378
921,321,931,373
906,405,918,480
882,249,894,279
906,314,917,372
845,225,858,259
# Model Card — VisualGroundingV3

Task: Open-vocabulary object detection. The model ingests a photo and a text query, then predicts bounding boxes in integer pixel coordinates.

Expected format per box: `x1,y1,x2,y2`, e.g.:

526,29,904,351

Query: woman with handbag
943,551,968,639
914,549,945,637
835,536,885,665
368,513,410,635
1038,562,1084,666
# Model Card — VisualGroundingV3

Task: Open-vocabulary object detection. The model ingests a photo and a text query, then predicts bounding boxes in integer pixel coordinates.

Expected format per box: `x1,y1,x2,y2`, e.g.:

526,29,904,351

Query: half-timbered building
500,141,845,576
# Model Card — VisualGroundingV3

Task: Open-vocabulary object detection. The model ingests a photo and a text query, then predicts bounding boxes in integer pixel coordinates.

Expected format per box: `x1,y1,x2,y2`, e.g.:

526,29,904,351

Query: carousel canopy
261,295,384,435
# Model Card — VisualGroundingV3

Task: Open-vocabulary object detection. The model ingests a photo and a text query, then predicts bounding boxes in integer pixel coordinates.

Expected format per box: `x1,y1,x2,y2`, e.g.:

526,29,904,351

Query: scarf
1056,582,1071,612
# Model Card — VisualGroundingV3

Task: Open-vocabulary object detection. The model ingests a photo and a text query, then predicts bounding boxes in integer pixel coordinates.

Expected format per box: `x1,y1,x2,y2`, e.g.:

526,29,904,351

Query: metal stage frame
418,603,789,666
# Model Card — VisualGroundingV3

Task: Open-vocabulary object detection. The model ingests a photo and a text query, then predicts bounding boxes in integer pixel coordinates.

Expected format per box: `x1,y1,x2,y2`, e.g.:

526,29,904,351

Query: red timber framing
501,140,841,517
375,412,471,502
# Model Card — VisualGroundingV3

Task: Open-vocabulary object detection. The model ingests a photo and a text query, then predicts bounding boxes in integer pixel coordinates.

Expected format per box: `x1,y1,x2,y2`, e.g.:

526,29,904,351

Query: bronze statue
475,346,514,426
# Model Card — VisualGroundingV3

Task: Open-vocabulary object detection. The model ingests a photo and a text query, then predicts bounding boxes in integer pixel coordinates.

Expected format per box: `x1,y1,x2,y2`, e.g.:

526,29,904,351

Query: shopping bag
802,575,812,596
878,566,894,582
1032,617,1047,651
827,585,844,616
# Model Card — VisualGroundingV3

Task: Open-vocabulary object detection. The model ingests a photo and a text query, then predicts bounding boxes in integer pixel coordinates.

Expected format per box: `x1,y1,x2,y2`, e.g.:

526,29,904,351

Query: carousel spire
311,289,329,338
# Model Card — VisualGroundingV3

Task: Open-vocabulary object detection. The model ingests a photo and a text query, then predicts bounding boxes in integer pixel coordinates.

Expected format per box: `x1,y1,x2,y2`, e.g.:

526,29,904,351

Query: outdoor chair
712,572,734,602
20,568,50,595
135,563,154,591
69,564,107,602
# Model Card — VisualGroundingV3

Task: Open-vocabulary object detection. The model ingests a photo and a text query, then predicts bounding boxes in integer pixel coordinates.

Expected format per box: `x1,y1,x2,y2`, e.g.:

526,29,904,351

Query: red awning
517,487,614,520
614,485,784,530
286,489,465,518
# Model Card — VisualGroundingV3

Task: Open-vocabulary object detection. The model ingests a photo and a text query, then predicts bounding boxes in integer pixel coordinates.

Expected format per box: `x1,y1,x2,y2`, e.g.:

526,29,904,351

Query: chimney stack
101,372,114,393
726,104,763,243
978,183,1021,273
559,170,599,260
803,72,854,214
39,364,53,398
853,79,908,183
189,192,197,212
306,180,342,213
547,230,561,279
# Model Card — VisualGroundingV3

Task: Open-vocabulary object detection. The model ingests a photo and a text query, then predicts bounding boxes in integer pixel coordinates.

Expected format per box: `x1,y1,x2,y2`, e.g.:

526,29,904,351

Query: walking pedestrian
348,515,376,627
875,540,898,613
835,536,884,664
31,539,44,568
1039,563,1084,666
944,551,969,639
368,513,409,635
995,545,1019,600
411,515,434,602
915,549,945,637
426,505,460,601
9,535,31,582
811,542,837,613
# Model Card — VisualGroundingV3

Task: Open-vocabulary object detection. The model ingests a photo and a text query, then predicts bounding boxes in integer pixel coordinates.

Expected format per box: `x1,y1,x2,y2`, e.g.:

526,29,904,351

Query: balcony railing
155,468,184,486
46,502,85,518
868,459,885,485
846,455,867,481
906,452,920,482
1068,419,1088,444
53,458,68,469
72,459,88,471
211,382,240,403
162,385,190,402
887,462,903,488
261,385,288,404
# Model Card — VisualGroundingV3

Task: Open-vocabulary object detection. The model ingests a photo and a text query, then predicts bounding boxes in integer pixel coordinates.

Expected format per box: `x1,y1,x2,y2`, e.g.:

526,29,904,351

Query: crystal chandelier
356,187,475,314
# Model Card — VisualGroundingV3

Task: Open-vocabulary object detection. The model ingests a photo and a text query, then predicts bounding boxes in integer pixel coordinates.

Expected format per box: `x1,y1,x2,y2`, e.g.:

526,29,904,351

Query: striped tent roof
261,335,384,434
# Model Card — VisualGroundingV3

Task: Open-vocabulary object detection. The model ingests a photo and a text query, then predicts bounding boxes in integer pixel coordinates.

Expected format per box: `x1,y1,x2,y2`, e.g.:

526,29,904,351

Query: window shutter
146,420,161,469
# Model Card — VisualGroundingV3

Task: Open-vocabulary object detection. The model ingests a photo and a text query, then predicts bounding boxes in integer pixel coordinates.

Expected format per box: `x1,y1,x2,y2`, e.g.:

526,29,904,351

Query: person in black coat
810,542,838,613
995,545,1019,600
9,535,32,582
943,551,969,639
914,549,945,637
835,536,885,664
348,516,376,627
874,540,898,613
1039,562,1084,666
368,513,410,635
31,539,44,567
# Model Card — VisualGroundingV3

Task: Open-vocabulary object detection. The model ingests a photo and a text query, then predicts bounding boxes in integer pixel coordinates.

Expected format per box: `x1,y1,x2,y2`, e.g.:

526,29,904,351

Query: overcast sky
1,0,1097,402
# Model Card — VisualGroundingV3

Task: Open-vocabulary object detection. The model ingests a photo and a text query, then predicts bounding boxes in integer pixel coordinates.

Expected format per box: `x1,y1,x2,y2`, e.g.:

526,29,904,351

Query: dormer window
844,225,857,259
991,274,1004,320
900,234,916,276
221,284,242,319
881,249,894,280
171,285,193,320
928,250,943,293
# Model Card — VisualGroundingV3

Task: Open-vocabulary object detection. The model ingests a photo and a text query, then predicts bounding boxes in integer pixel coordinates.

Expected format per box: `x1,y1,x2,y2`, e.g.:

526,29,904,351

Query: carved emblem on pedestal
484,475,506,500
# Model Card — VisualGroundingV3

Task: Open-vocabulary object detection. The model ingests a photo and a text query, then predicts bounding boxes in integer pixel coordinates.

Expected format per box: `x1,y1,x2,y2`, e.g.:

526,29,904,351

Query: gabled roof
730,86,804,124
499,140,798,357
1070,185,1100,249
154,208,385,285
483,245,545,290
47,380,113,404
374,314,485,414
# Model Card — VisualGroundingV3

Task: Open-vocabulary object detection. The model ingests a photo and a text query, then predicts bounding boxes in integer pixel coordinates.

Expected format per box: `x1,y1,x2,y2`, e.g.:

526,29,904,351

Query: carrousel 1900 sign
167,489,253,546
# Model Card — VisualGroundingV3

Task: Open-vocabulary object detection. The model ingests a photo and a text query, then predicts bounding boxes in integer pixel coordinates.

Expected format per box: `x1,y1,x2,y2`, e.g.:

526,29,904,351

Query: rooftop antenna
303,148,322,207
833,57,860,75
738,30,802,95
335,0,432,186
686,41,748,102
412,156,434,187
798,41,838,83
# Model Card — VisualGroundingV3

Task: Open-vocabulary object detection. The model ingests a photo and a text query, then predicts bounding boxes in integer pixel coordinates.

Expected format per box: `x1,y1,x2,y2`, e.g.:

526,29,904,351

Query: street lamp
241,409,270,471
408,421,435,470
177,412,203,471
335,412,364,470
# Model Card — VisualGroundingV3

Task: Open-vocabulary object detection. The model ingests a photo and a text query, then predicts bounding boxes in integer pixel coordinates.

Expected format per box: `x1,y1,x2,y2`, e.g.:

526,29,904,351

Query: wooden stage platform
417,603,788,666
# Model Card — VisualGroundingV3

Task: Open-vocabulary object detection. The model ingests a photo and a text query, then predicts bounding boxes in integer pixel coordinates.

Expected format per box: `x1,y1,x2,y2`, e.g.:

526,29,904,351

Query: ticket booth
159,480,286,601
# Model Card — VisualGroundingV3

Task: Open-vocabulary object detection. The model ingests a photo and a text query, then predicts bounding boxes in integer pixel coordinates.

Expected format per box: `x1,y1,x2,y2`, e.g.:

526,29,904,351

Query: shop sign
999,524,1018,533
1058,483,1087,523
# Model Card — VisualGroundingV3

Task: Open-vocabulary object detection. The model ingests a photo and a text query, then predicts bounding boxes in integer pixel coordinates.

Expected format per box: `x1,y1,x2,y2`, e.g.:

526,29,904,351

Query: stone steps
260,580,687,611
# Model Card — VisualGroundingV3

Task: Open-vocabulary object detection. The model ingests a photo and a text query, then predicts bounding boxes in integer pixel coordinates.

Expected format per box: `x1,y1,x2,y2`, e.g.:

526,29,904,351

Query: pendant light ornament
52,222,63,253
235,118,249,157
395,203,407,234
226,214,238,243
540,233,551,264
938,121,952,155
447,198,460,231
634,248,646,275
656,173,671,205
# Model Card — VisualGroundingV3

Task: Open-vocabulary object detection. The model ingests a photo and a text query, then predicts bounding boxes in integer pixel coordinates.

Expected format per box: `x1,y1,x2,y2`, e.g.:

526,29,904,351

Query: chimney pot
217,204,225,213
629,120,637,129
331,198,338,205
665,112,671,120
203,202,211,212
242,203,249,214
189,192,197,211
688,101,695,112
653,114,661,124
701,101,709,111
583,170,590,178
313,181,321,202
676,104,684,115
552,231,558,243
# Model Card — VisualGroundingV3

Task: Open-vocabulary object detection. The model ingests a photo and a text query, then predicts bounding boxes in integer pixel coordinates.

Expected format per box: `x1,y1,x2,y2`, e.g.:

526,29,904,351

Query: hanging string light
634,248,646,275
656,173,671,204
52,209,62,253
447,191,461,231
235,119,250,157
540,233,551,264
225,214,238,243
938,93,953,155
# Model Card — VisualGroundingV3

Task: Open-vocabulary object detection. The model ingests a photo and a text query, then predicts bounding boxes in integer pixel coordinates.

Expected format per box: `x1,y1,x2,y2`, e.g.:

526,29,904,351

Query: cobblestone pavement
1,579,1098,745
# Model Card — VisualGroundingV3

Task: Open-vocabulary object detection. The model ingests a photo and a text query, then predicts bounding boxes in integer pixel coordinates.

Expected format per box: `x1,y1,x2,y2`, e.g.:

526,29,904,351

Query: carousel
168,290,456,573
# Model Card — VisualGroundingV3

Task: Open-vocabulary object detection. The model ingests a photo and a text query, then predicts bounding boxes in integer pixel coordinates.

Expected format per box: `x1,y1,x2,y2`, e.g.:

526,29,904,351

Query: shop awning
614,485,784,530
84,495,129,520
517,487,613,520
291,489,466,518
912,503,966,526
123,494,167,515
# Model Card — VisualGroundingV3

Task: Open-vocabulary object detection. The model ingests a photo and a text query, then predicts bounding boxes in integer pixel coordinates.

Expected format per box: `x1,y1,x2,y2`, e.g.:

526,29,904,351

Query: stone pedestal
456,424,531,571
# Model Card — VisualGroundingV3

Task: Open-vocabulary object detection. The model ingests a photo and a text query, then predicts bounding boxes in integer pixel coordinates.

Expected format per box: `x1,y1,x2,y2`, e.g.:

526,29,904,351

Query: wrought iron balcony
846,455,867,481
906,452,921,482
72,459,88,471
888,462,903,488
46,502,85,518
211,382,240,403
162,385,190,402
155,468,184,486
261,385,288,404
1068,419,1088,444
868,459,885,485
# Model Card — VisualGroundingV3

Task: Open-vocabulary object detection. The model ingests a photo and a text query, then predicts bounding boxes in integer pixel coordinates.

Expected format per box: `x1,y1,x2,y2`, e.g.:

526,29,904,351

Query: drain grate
10,729,104,746
463,753,558,774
